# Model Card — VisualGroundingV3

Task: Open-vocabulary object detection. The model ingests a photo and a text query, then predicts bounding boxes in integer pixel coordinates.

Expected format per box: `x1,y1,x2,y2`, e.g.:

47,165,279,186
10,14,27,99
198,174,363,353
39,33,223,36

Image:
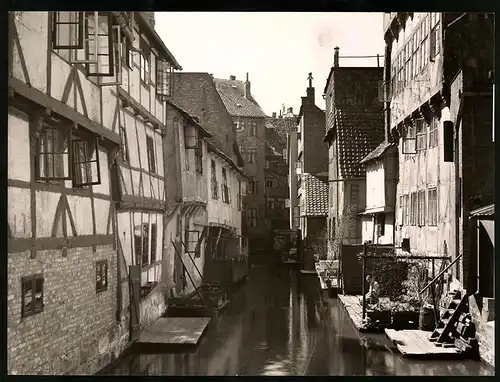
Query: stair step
429,337,438,342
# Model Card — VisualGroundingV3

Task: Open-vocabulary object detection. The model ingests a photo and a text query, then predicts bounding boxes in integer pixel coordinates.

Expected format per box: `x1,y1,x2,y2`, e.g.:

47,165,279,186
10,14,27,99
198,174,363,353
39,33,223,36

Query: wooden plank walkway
339,295,364,330
137,317,211,347
385,329,463,358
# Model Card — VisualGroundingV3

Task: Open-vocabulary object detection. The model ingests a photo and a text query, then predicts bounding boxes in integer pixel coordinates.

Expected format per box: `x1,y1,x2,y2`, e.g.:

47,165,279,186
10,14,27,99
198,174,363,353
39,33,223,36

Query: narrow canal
103,262,494,376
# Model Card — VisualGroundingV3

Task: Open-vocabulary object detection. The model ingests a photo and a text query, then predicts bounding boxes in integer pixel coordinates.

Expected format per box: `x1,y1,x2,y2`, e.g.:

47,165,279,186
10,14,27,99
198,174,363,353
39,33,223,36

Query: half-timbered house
7,11,181,375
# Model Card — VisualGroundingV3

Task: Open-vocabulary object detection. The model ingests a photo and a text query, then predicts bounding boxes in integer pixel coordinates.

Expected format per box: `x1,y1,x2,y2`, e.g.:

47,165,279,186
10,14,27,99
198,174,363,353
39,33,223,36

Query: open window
402,123,416,154
35,126,71,181
195,135,203,174
67,12,98,64
156,57,172,99
52,12,84,49
221,168,230,204
139,37,150,85
118,125,129,162
415,119,427,151
72,135,101,187
85,12,114,77
96,25,122,86
21,274,44,318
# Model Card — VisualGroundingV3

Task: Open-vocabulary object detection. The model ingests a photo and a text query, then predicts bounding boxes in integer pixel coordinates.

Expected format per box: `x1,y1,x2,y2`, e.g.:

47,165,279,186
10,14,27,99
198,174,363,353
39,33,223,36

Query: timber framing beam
116,195,167,212
8,234,114,253
118,87,164,132
8,76,121,146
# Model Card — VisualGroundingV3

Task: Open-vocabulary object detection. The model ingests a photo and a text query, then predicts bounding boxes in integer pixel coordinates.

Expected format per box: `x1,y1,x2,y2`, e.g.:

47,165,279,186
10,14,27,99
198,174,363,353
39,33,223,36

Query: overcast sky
155,12,385,116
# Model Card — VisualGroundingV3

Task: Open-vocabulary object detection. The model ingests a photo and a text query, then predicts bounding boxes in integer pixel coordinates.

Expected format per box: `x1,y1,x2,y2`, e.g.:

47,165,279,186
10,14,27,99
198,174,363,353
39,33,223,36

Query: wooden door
129,265,141,342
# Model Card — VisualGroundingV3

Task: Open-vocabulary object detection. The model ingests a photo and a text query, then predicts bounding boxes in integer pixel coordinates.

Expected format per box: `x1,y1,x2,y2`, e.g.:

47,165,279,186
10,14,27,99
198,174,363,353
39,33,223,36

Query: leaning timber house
7,11,181,374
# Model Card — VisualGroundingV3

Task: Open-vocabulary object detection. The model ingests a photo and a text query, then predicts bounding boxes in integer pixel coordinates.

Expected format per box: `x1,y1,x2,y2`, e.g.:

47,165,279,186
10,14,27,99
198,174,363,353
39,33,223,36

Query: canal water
103,262,494,376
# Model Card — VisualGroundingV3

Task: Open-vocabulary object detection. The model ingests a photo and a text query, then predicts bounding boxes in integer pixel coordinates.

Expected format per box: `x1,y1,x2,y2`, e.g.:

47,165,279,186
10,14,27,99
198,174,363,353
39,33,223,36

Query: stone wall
468,294,495,366
7,245,129,375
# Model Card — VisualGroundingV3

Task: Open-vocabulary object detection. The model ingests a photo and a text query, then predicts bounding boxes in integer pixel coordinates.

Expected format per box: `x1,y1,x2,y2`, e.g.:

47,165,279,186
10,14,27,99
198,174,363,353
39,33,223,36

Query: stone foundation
468,294,495,366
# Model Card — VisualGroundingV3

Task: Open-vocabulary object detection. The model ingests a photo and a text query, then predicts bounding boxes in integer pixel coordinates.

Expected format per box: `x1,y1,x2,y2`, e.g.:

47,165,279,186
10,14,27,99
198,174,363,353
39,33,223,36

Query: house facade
295,75,328,250
213,74,268,253
264,111,292,231
383,12,495,287
7,11,182,374
359,142,398,244
323,48,385,256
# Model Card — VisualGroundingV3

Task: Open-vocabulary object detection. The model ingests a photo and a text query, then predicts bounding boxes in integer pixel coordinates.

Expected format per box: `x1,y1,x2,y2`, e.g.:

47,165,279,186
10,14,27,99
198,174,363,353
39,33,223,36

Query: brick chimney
306,72,315,103
334,47,339,67
272,112,277,118
143,12,155,27
230,75,236,80
244,72,251,99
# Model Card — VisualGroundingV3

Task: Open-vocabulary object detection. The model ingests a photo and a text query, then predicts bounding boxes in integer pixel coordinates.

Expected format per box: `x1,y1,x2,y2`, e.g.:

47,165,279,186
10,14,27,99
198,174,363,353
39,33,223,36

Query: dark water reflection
104,263,494,376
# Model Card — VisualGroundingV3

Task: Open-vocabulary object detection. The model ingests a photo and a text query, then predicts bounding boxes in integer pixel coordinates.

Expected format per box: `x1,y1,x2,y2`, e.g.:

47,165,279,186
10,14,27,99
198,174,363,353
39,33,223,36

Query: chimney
244,72,251,99
209,73,213,78
230,75,236,80
272,112,277,118
334,47,339,67
287,107,293,114
306,72,315,103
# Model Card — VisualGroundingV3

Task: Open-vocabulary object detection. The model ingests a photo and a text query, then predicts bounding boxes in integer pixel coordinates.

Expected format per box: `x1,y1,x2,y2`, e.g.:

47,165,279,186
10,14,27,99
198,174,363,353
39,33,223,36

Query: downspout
162,102,170,293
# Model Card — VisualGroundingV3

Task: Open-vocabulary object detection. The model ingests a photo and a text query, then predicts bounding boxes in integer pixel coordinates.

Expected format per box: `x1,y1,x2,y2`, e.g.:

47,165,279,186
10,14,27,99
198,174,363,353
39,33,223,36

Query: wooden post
362,242,367,319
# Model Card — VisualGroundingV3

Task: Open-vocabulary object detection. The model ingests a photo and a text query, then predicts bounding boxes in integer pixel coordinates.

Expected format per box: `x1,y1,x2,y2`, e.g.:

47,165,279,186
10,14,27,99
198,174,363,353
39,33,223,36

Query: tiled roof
331,108,385,178
213,78,267,118
359,141,395,165
302,173,328,217
469,204,495,218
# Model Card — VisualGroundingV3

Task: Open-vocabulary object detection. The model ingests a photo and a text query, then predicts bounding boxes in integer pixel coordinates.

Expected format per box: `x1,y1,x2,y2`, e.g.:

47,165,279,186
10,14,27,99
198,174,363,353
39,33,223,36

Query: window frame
156,56,172,100
221,167,230,204
185,229,200,255
211,160,218,199
429,116,439,148
52,11,84,50
402,123,417,154
85,12,115,77
410,192,418,226
415,119,427,152
429,13,440,61
146,135,156,174
428,188,438,226
418,189,426,226
35,125,72,181
71,135,102,188
247,207,257,227
96,259,108,293
21,274,44,318
118,125,130,162
195,135,203,174
139,37,150,86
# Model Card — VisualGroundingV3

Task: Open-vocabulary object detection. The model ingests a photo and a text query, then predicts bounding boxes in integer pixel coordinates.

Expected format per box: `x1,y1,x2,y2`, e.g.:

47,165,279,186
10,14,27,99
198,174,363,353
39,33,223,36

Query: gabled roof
166,99,212,138
359,141,395,165
301,173,328,217
213,78,267,118
325,108,385,178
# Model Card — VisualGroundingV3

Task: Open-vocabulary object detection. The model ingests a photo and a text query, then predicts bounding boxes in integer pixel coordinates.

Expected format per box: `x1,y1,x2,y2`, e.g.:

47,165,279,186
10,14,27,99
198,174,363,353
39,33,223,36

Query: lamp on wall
184,124,199,149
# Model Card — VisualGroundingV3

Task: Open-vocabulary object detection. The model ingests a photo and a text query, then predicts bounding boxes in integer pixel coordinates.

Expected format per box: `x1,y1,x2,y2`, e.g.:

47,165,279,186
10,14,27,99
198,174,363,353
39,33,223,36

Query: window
267,199,275,210
185,230,200,255
428,188,438,226
139,37,150,84
247,208,257,227
72,136,101,187
195,135,203,174
221,168,230,204
429,13,440,60
150,223,157,263
119,125,129,162
416,119,427,151
156,57,172,99
52,12,84,49
418,190,426,226
350,184,359,208
134,223,149,266
146,135,156,174
266,179,273,188
211,160,218,199
265,160,270,169
248,180,257,195
429,116,439,148
421,16,429,71
410,192,418,226
248,122,256,137
85,13,115,77
376,213,385,236
238,121,246,131
402,123,416,154
21,274,44,317
237,180,242,211
241,147,256,164
35,126,70,181
96,260,108,292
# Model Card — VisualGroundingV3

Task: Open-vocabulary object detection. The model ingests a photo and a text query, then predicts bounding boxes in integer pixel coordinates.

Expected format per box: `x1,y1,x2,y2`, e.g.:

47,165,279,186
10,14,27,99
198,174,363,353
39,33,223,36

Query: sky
155,12,385,116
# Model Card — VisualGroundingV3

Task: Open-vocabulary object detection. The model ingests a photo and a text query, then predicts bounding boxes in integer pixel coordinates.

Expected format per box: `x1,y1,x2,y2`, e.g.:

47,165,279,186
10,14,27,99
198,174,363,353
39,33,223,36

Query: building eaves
165,99,212,138
207,138,251,180
136,13,182,70
359,141,395,165
469,204,495,218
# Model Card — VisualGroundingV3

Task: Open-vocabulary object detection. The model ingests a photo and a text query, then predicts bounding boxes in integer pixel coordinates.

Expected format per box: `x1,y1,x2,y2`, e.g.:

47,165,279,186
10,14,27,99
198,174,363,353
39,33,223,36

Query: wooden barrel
419,306,436,331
